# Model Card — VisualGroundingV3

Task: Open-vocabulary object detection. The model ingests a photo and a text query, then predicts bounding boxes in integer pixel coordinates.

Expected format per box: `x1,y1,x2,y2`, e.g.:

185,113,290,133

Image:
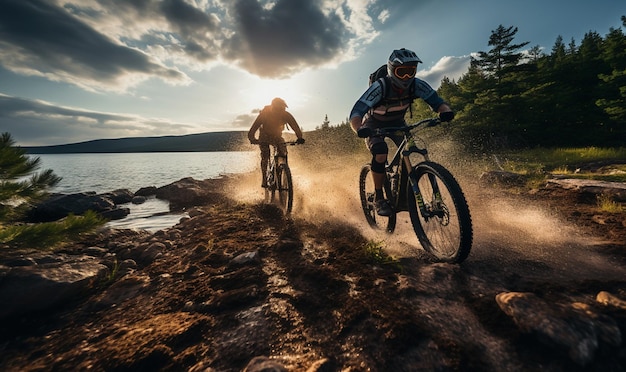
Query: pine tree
321,114,330,129
472,25,530,84
0,132,61,221
0,132,104,249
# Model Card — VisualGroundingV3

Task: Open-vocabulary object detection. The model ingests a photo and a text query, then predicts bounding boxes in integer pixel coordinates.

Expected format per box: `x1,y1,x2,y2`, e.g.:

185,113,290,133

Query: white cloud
0,94,201,146
417,55,471,88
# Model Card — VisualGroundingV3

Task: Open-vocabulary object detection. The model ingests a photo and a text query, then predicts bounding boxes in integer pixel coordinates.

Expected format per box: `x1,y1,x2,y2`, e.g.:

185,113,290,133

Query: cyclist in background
248,97,305,188
349,48,455,216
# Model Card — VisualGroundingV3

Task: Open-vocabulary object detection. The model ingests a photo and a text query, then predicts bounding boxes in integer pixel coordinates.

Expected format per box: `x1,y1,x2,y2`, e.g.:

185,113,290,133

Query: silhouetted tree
472,25,530,84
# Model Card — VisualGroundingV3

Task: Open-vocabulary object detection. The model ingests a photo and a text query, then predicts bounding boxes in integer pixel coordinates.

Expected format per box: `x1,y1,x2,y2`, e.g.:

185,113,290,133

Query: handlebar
256,141,301,146
360,117,440,138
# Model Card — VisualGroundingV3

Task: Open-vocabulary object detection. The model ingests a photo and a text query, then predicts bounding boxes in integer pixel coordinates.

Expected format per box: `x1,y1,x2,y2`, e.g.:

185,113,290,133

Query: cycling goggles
393,65,417,79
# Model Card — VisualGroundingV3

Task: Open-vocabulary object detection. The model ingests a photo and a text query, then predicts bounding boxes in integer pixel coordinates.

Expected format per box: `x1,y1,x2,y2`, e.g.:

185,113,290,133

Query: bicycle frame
261,141,298,214
264,141,297,186
360,117,473,263
378,119,444,218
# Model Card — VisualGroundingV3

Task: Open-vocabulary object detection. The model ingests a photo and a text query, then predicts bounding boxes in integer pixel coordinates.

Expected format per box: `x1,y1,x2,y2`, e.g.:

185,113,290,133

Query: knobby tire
359,164,396,233
407,161,472,263
273,163,293,214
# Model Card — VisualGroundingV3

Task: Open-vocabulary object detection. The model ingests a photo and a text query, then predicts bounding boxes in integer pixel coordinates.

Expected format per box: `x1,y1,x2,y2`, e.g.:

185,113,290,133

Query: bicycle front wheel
273,163,293,214
359,164,396,233
407,161,472,263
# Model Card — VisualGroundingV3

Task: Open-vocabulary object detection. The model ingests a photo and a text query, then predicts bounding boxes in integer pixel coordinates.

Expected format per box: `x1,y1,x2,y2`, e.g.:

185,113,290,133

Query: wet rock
94,273,151,307
155,177,226,210
4,256,37,266
597,291,626,310
84,246,109,257
0,255,109,319
100,206,131,220
101,189,134,204
230,250,261,267
135,186,157,197
25,192,130,222
131,195,147,204
496,291,622,366
244,356,287,372
546,178,626,202
306,358,335,372
138,242,166,264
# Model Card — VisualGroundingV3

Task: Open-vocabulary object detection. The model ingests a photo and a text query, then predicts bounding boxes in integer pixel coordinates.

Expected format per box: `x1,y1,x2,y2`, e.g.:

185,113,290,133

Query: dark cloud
0,0,377,88
227,0,349,77
0,0,187,90
111,0,223,61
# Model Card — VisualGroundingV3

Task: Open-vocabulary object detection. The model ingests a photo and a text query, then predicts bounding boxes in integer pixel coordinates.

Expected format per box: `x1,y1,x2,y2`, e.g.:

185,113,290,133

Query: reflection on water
34,152,256,194
103,197,186,232
32,152,257,231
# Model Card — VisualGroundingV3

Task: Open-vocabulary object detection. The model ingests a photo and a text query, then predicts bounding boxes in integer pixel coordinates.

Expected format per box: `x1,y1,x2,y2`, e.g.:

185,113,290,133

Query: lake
32,152,258,231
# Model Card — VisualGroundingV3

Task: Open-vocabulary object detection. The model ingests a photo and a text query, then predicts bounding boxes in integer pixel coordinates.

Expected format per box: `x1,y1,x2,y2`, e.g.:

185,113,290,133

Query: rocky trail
1,169,626,371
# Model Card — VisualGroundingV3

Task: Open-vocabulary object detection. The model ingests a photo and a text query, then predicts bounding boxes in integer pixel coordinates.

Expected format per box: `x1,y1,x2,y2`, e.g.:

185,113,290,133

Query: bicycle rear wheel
273,163,293,214
407,161,472,263
359,164,396,233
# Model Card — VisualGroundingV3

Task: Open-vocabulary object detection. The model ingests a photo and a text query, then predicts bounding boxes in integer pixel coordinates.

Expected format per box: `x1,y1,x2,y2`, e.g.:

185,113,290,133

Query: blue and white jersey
349,77,444,122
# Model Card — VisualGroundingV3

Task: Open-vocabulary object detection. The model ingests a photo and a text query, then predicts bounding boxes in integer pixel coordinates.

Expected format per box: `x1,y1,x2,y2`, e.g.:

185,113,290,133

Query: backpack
368,64,415,118
368,64,388,86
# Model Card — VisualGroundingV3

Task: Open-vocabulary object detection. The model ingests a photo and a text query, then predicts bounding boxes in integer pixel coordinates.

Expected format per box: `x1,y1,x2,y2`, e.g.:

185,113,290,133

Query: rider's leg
369,142,392,216
372,154,387,190
277,141,288,162
260,144,270,187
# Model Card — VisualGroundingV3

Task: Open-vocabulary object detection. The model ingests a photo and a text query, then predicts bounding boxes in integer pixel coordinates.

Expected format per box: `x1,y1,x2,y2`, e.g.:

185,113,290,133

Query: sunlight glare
239,77,307,112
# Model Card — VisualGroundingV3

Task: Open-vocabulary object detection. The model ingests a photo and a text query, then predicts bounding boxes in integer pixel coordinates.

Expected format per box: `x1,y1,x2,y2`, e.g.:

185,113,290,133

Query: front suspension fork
405,159,443,219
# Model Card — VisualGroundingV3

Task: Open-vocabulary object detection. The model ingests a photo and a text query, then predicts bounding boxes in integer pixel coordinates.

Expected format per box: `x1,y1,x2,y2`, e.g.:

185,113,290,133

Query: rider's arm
350,116,362,133
436,103,453,113
413,78,454,121
349,81,384,131
248,113,263,142
285,112,304,139
413,78,445,111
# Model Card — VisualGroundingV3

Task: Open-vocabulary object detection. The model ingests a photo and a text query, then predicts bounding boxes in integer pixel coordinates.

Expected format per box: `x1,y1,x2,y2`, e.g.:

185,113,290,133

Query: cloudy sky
1,0,624,146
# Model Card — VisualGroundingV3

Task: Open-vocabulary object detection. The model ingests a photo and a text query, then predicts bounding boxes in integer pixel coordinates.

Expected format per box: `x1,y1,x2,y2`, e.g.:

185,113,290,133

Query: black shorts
362,116,405,154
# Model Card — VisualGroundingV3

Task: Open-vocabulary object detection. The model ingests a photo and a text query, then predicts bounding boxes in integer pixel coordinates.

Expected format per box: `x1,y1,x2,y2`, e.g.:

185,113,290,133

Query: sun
239,76,306,113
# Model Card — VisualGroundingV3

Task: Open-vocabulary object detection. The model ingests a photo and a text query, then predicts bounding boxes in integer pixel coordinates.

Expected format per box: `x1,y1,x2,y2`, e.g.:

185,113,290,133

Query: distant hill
23,131,250,154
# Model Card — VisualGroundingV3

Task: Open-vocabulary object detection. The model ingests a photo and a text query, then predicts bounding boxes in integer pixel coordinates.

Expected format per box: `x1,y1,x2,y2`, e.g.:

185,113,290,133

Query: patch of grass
499,147,626,182
596,194,625,214
362,240,402,270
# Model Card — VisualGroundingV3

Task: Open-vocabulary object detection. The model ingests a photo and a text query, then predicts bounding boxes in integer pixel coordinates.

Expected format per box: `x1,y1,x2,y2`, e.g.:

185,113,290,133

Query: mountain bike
264,141,299,214
358,118,473,263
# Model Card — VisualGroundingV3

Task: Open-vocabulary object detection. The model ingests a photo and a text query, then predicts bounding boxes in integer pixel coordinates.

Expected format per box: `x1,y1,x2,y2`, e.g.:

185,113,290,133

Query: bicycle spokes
424,196,450,224
359,165,396,233
408,162,472,263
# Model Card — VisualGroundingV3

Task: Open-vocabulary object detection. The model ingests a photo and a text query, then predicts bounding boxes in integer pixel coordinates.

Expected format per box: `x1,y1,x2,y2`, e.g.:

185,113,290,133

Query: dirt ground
1,164,625,371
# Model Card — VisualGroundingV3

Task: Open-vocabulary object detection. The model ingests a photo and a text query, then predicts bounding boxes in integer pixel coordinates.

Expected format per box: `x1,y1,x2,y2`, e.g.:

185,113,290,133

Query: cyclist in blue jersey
349,48,455,216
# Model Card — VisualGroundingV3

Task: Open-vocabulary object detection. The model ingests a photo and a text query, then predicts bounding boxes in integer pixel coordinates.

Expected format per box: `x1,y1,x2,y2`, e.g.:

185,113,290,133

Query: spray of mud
231,134,626,282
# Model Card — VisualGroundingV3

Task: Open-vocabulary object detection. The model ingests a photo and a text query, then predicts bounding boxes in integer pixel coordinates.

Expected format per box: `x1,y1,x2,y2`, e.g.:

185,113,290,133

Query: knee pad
371,157,386,173
370,142,387,173
370,141,388,155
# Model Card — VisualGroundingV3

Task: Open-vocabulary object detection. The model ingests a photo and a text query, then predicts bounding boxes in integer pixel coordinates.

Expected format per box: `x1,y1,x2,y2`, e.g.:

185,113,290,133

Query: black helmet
387,48,422,89
271,97,288,109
